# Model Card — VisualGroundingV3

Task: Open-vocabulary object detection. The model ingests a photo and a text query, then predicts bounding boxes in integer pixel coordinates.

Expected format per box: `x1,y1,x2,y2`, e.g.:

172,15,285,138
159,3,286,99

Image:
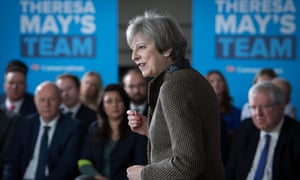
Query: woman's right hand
127,110,148,136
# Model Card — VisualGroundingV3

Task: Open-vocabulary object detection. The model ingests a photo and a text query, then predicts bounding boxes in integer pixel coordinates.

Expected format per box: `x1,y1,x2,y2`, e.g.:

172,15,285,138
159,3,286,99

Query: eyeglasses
6,81,25,87
248,103,279,111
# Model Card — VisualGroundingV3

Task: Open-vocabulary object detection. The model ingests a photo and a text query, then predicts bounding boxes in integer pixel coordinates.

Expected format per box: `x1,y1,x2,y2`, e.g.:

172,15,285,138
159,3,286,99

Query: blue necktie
254,134,271,180
35,126,50,180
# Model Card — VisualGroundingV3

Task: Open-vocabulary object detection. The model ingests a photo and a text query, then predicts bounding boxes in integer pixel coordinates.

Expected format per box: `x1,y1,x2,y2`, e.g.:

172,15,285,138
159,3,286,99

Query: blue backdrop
193,0,300,119
0,0,118,92
1,0,298,119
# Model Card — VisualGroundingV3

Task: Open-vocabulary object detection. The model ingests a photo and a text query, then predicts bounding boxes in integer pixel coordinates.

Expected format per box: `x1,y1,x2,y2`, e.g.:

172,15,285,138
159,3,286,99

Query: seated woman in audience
77,84,147,180
80,71,103,111
206,70,241,132
241,68,277,121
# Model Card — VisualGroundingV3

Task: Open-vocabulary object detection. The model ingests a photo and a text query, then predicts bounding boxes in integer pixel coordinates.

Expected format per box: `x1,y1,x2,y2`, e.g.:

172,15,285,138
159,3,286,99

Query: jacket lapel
27,117,40,162
272,117,289,179
49,115,64,155
242,126,260,178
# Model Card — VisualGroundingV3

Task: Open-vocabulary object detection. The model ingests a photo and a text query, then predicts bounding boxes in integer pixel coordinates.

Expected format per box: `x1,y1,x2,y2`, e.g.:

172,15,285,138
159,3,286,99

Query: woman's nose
131,50,139,61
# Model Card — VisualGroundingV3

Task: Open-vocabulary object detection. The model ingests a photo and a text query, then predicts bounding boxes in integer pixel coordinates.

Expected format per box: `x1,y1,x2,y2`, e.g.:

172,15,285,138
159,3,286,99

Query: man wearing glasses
226,81,300,180
0,60,37,117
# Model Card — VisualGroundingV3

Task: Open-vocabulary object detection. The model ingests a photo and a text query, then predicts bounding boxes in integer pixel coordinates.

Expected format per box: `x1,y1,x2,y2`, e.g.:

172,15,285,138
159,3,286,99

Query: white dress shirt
5,98,24,114
246,117,284,180
23,116,59,179
130,101,147,114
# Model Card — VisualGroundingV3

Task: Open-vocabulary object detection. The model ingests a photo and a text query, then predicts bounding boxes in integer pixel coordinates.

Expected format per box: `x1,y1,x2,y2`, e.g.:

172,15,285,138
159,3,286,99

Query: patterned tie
35,126,50,179
254,134,271,180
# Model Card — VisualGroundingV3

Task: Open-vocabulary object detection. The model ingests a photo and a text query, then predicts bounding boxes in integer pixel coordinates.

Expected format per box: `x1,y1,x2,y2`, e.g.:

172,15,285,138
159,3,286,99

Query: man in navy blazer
226,81,300,180
56,74,97,126
2,81,86,180
0,60,37,117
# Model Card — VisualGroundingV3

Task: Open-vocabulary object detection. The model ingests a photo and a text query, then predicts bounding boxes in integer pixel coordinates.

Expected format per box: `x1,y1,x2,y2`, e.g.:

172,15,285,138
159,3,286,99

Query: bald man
3,81,86,180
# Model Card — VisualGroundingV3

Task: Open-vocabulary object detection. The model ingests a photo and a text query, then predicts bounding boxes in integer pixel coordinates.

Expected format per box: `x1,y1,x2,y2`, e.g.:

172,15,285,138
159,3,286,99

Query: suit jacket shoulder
76,104,97,126
272,116,300,179
19,93,37,117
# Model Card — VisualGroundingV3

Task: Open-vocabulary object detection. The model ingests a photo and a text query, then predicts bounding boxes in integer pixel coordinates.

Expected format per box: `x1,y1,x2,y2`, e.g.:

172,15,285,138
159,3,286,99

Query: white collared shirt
5,98,24,114
247,117,284,180
130,101,147,114
23,115,59,179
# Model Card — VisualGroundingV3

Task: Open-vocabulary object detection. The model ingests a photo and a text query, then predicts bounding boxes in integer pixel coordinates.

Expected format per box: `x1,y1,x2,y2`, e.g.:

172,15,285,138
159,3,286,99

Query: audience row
0,60,149,179
0,59,299,179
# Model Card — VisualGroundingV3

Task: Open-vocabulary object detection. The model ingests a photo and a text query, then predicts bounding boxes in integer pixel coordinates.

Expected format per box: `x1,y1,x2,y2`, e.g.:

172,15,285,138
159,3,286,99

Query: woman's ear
163,48,172,57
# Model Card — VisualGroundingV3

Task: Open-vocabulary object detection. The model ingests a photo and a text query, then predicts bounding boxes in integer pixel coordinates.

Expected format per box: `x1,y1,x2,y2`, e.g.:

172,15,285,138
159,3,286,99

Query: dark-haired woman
77,84,147,180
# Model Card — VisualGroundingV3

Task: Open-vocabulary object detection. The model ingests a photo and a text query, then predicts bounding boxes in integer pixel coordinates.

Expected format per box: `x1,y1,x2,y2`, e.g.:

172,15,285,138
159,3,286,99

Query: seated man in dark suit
0,60,37,117
2,81,86,180
56,74,97,126
226,81,300,180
